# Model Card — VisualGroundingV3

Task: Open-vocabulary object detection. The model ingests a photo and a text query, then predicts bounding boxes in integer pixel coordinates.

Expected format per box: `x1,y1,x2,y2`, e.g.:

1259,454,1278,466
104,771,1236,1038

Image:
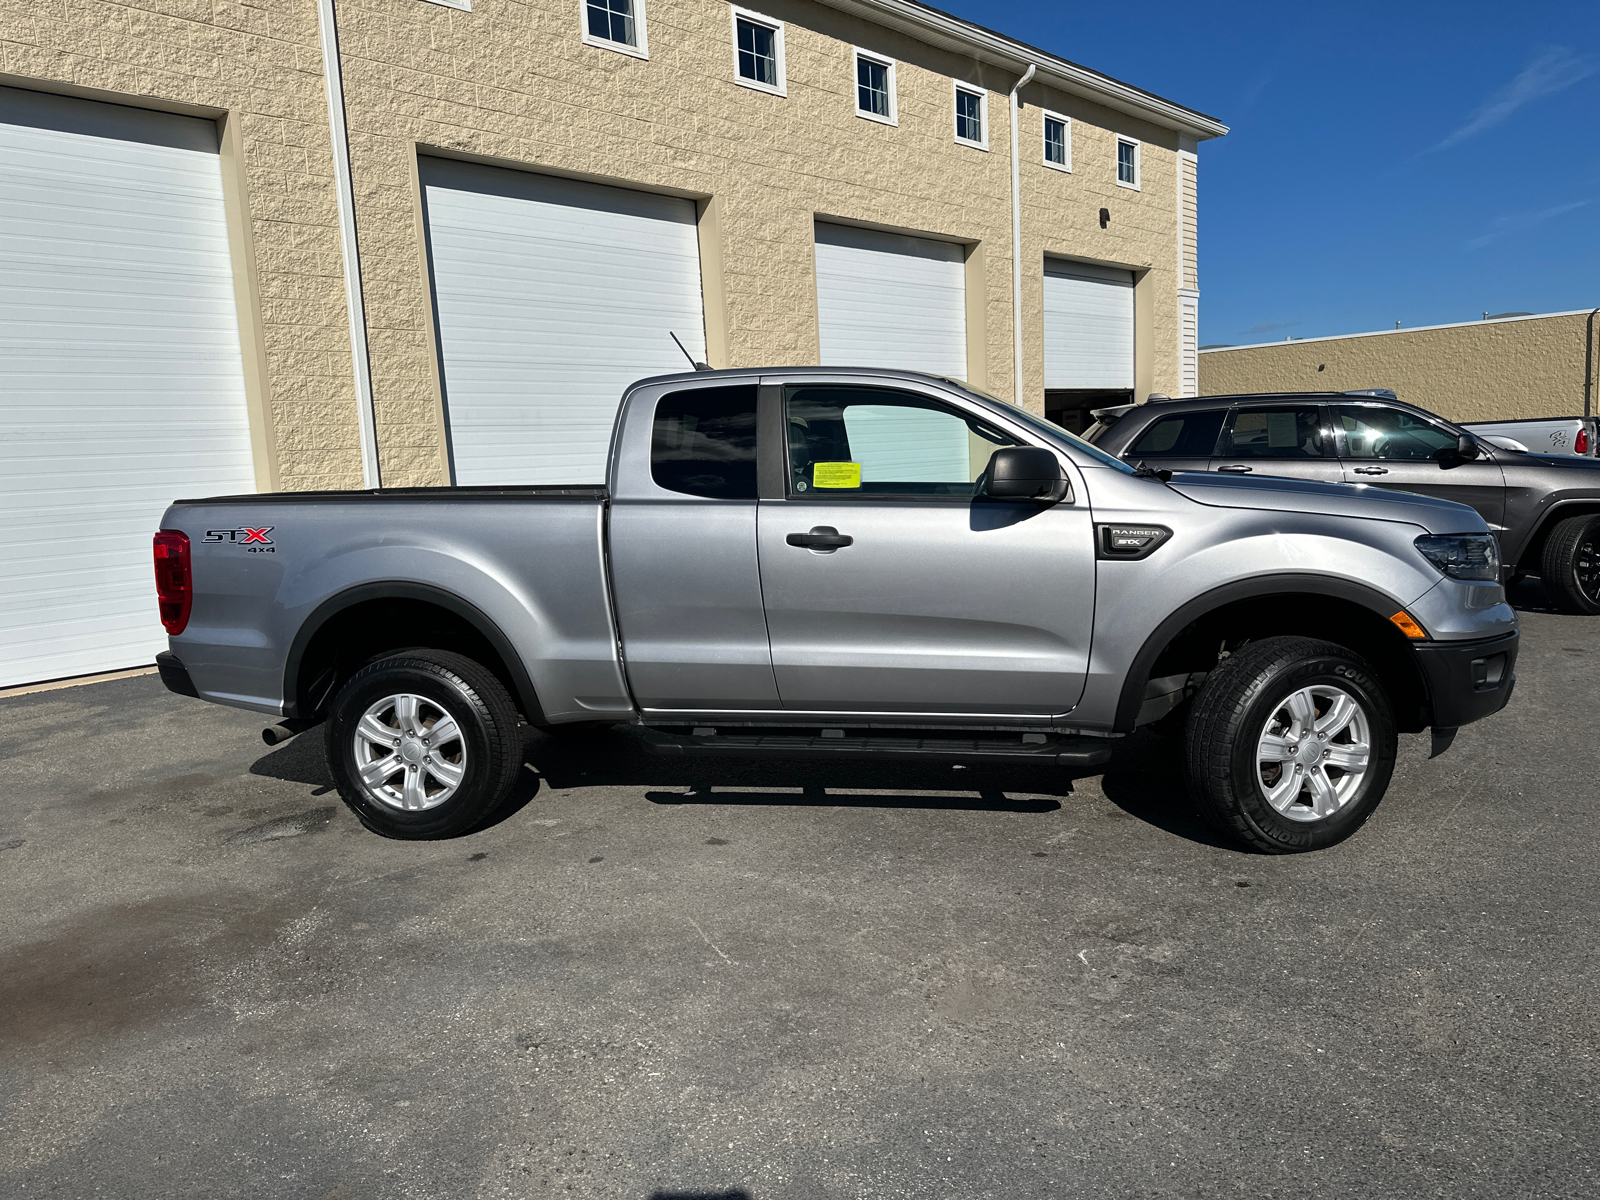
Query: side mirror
1456,433,1481,460
985,447,1069,503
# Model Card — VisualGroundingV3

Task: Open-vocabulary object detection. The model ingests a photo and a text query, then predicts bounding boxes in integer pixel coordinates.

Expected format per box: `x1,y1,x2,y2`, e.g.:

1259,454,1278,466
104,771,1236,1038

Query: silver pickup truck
153,368,1518,853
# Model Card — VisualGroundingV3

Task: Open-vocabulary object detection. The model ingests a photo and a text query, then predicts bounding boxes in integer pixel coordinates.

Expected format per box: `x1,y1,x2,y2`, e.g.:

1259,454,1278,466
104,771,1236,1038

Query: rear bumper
155,651,200,699
1412,631,1518,730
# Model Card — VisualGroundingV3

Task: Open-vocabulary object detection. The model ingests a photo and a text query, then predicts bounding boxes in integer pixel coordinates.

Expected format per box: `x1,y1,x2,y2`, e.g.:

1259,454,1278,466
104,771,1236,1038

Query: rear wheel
1183,636,1398,853
327,650,524,839
1539,514,1600,614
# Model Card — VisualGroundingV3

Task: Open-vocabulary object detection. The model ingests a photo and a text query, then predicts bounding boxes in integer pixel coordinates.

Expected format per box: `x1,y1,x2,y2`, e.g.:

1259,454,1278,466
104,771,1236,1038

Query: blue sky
939,0,1600,346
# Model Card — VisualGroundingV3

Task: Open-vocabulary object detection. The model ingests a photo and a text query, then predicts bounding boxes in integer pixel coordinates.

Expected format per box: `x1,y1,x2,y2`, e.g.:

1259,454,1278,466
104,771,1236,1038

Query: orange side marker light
1389,610,1427,639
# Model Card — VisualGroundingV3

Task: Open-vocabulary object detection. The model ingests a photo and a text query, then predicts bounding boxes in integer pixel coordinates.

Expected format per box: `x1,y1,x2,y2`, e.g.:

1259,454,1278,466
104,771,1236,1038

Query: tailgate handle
1353,466,1389,475
787,526,853,551
1216,464,1253,473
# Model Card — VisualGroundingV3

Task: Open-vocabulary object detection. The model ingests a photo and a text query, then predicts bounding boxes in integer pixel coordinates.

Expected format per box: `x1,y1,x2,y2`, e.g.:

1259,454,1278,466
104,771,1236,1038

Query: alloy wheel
352,693,467,811
1255,685,1371,822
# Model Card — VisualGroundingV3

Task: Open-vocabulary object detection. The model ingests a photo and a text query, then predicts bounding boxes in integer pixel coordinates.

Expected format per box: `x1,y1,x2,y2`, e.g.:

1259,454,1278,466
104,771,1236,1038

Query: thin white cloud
1432,48,1596,152
1465,199,1590,250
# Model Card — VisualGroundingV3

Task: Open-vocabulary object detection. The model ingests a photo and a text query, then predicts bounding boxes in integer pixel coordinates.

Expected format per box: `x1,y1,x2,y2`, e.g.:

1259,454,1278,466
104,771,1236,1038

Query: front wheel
1539,514,1600,614
1183,636,1398,853
327,650,525,839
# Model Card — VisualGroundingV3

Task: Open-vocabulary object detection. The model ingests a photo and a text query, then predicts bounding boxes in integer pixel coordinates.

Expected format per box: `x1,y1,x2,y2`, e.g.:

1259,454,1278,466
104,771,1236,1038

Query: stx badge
205,527,275,551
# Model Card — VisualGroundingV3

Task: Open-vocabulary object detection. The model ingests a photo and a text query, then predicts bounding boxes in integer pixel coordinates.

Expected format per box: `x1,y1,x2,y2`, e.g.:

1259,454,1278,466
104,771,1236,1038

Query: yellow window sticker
812,462,862,489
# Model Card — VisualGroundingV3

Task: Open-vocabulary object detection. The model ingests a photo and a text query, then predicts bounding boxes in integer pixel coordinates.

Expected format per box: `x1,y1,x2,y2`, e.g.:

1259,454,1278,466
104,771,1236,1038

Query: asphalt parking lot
2,585,1597,1199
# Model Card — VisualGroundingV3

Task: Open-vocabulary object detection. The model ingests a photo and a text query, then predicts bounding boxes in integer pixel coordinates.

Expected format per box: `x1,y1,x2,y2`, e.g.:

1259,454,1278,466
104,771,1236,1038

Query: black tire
1539,514,1600,614
327,650,524,840
1183,636,1398,854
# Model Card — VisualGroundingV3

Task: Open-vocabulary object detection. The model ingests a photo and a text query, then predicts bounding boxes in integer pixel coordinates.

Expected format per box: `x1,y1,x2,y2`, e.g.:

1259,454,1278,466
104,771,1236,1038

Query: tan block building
0,0,1223,685
1200,309,1600,424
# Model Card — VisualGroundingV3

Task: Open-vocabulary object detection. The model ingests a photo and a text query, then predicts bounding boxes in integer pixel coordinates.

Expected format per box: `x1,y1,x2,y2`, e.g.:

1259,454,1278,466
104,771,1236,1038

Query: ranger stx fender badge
1097,524,1172,560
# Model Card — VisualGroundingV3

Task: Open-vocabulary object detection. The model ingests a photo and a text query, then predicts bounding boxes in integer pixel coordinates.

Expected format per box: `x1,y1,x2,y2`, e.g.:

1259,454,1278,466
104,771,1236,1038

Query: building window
854,49,896,125
1116,137,1140,188
582,0,647,57
732,8,785,95
954,84,987,149
1043,111,1071,171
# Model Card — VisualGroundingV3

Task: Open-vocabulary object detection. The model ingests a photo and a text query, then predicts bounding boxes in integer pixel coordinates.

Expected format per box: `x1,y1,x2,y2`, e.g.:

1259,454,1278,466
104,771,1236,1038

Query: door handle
786,526,853,551
1217,464,1253,473
1353,466,1389,475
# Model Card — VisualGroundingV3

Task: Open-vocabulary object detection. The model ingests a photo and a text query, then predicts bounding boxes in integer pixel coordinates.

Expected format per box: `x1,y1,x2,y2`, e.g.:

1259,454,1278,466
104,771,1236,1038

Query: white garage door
1042,259,1135,390
420,159,707,485
814,222,967,379
0,87,255,689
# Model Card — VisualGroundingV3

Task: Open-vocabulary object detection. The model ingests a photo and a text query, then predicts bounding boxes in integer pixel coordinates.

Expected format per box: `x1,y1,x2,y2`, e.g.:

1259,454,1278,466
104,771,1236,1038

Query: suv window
1218,406,1327,459
1126,410,1226,458
650,386,758,499
785,386,1019,498
1336,404,1459,461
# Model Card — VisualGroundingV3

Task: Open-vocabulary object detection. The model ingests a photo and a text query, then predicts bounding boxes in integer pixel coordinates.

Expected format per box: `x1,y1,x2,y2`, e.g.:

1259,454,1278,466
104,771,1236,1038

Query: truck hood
1166,472,1489,534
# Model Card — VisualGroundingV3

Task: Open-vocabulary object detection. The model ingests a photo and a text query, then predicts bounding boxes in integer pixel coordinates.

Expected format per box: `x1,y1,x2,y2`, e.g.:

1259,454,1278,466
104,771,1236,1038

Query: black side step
639,727,1115,767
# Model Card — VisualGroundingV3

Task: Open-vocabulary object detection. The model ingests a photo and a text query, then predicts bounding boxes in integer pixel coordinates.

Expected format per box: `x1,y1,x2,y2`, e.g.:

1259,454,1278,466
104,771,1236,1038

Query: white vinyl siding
1179,291,1199,397
420,158,706,485
1042,259,1136,390
0,86,255,688
813,222,967,379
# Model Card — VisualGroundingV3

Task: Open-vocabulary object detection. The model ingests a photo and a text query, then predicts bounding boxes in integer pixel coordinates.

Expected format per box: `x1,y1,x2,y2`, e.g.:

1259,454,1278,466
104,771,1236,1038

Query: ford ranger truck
152,369,1518,853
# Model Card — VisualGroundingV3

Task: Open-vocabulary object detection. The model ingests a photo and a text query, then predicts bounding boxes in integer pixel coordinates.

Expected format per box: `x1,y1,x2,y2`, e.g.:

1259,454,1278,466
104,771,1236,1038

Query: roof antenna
670,331,711,372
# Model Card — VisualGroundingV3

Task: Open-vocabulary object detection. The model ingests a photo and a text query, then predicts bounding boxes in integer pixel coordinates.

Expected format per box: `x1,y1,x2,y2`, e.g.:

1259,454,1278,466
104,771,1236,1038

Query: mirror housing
1436,433,1481,466
985,447,1070,503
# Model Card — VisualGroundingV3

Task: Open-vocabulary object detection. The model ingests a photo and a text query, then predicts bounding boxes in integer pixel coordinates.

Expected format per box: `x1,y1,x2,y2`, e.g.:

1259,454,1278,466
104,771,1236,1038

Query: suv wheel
1539,514,1600,614
1184,636,1398,853
327,650,525,839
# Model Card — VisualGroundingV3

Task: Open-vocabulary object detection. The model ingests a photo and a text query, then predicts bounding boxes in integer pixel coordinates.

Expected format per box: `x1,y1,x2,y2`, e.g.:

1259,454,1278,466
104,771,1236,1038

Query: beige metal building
0,0,1224,686
1200,309,1600,424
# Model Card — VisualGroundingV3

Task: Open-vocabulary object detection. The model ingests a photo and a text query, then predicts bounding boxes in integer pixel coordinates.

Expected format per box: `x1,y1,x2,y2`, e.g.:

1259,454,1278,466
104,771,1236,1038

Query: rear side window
651,386,758,499
1219,406,1327,459
1126,410,1225,458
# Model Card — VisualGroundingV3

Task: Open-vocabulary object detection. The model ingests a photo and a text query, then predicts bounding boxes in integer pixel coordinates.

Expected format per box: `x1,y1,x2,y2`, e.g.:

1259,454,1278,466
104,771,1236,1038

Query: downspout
1585,306,1599,420
317,0,381,488
1009,62,1037,407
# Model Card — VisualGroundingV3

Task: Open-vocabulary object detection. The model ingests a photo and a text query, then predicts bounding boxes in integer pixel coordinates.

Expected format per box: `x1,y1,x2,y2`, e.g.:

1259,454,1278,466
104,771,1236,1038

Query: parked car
154,369,1516,854
1087,390,1600,613
1462,416,1596,458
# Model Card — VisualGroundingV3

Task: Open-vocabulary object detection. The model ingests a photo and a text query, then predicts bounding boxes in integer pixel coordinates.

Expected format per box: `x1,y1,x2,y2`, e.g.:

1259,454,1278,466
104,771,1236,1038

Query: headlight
1414,534,1500,582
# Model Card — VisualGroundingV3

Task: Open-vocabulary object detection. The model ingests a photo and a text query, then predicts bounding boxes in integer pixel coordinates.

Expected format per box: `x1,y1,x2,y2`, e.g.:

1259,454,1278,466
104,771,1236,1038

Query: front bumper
1412,631,1518,730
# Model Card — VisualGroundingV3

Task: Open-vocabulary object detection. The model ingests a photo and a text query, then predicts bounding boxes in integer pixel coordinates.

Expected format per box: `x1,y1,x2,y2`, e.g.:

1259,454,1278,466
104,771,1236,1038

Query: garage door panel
1042,260,1135,391
0,86,255,688
814,221,967,379
422,157,706,486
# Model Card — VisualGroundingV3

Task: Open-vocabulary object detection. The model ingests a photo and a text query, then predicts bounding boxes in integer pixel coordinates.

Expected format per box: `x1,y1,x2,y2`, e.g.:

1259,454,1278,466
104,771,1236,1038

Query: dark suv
1087,390,1600,613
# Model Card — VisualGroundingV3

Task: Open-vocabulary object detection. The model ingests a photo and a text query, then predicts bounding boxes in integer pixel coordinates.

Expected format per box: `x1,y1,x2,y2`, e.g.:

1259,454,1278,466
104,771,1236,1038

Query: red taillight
153,530,192,635
1577,427,1589,455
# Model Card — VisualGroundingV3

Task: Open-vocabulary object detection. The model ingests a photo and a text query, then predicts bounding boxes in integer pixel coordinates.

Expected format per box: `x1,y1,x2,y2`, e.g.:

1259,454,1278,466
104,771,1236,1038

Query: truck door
607,382,781,713
756,382,1096,718
1333,403,1507,535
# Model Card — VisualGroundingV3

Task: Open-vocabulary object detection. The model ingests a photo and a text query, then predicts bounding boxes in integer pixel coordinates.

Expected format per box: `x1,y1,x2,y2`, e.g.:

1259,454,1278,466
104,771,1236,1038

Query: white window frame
580,0,649,60
852,47,897,126
1042,109,1072,173
953,82,988,151
731,7,786,97
1116,135,1141,190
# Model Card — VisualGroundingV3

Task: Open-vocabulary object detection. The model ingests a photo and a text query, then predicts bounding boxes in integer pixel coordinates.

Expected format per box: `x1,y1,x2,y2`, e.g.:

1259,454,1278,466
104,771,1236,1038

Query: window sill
855,108,898,127
1115,179,1141,191
735,75,787,97
582,32,649,60
955,136,989,152
1043,159,1072,174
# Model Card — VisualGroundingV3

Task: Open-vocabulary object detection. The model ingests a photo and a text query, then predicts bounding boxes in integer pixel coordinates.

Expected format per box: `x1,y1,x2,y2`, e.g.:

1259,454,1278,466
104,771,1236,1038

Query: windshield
977,394,1137,473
